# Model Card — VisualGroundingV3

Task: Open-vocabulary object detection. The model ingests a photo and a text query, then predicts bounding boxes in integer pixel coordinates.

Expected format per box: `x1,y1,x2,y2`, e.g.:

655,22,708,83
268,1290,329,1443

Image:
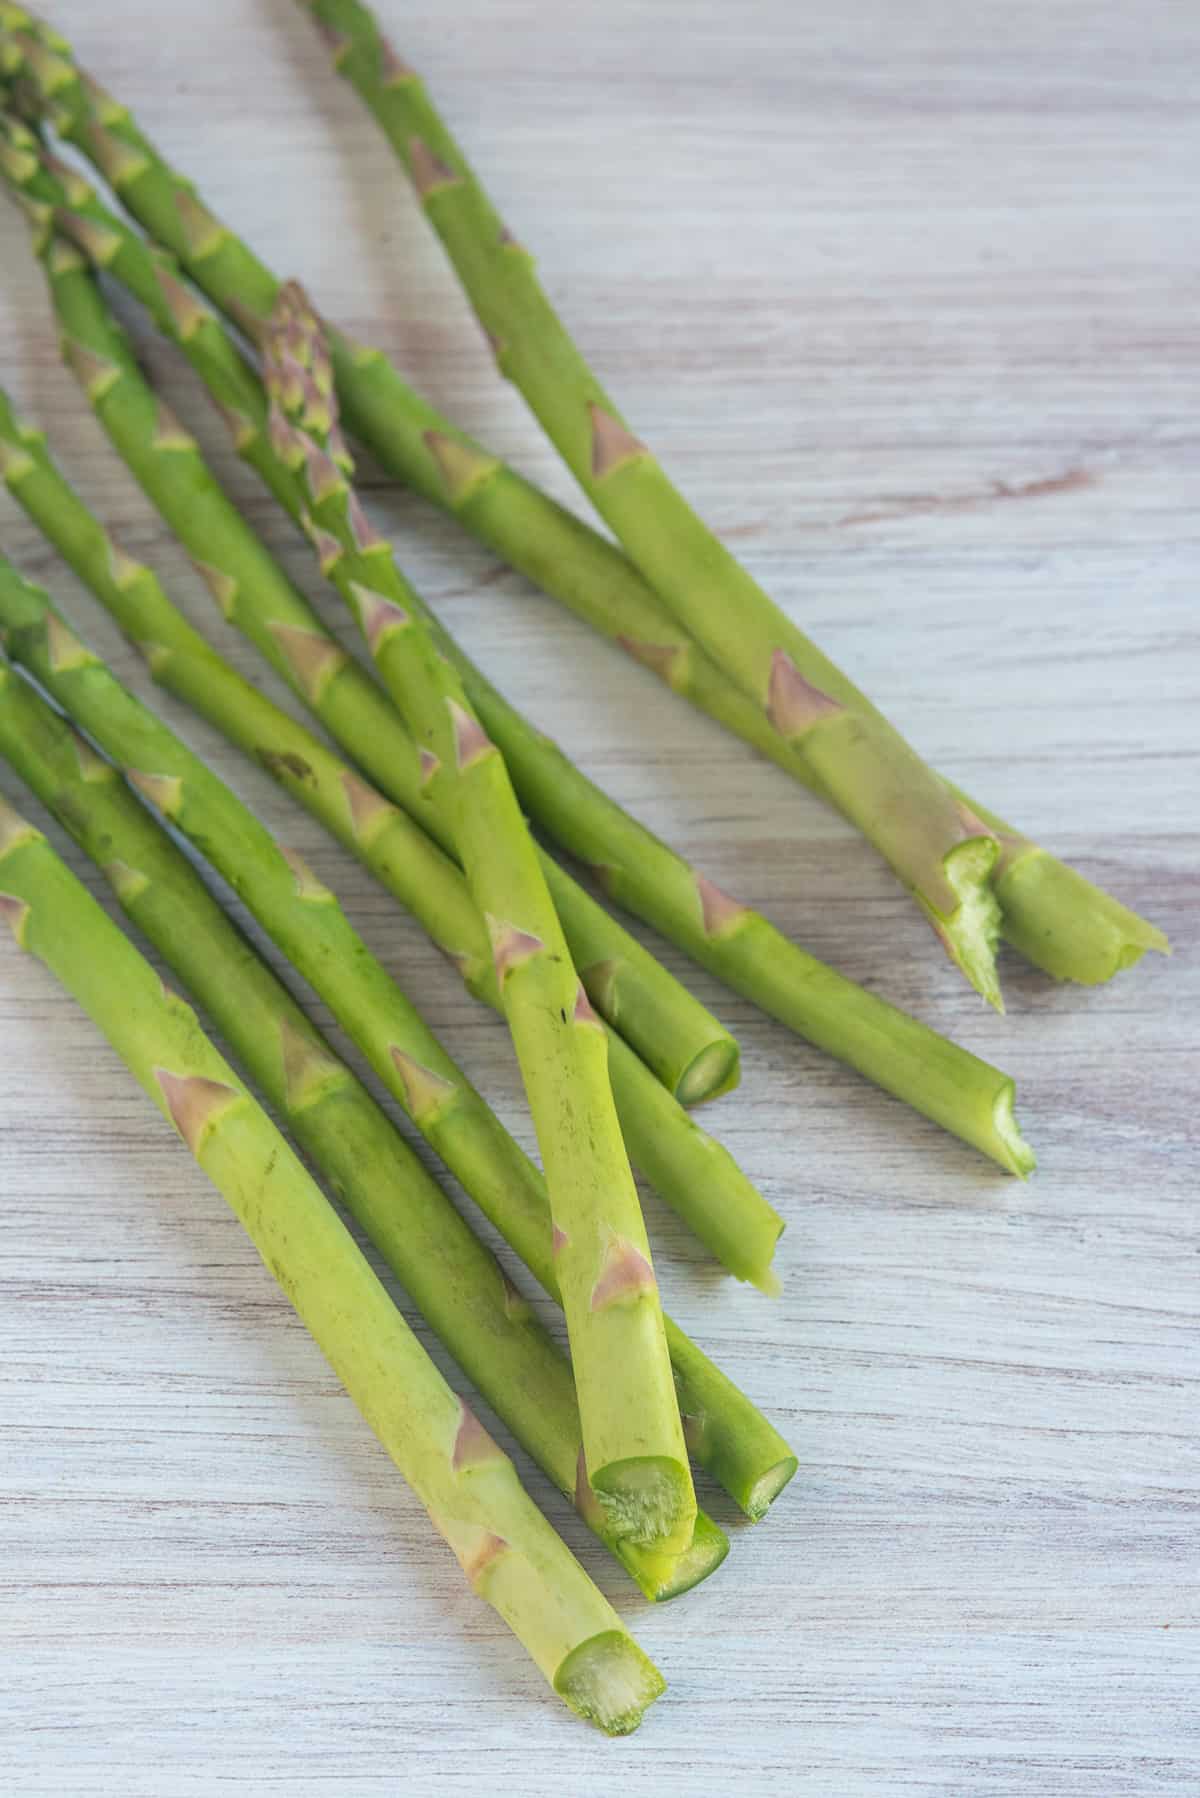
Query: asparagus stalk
0,655,728,1601
261,283,700,1556
0,379,782,1294
0,20,1166,992
24,231,698,1550
0,557,797,1522
0,133,1034,1179
0,780,664,1733
288,0,1011,1007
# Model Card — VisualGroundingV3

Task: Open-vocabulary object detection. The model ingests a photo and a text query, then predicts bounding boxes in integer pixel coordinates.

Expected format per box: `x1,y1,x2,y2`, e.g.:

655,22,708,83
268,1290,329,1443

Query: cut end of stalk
554,1630,665,1736
674,1037,741,1108
613,1504,730,1602
634,1508,731,1604
993,1080,1036,1180
741,1454,800,1523
930,837,1004,1011
591,1456,694,1554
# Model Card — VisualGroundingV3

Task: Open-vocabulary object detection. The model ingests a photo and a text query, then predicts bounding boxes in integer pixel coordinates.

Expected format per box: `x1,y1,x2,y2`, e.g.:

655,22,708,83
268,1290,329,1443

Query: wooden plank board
0,2,1196,1791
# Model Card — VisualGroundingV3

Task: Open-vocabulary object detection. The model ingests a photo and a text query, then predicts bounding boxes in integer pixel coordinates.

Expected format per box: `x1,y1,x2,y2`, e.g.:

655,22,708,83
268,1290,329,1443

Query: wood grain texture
1,1,1197,1791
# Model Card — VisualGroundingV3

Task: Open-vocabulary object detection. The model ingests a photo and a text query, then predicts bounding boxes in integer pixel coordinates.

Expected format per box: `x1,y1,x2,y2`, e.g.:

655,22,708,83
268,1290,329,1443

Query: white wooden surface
1,1,1197,1791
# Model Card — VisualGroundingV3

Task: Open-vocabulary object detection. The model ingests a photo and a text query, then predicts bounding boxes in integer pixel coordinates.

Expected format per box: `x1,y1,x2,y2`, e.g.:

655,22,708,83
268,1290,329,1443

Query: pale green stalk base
0,768,664,1733
0,655,728,1600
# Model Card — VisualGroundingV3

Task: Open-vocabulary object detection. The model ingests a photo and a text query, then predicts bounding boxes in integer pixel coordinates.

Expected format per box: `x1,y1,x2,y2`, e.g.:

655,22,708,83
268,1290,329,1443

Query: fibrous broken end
590,1455,694,1556
554,1629,665,1735
992,1078,1036,1181
741,1453,801,1523
619,1508,731,1605
928,836,1005,1012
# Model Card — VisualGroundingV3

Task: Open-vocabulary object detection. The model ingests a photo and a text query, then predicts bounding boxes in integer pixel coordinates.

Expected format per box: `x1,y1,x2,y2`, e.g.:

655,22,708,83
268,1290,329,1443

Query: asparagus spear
0,20,1166,992
262,282,699,1556
0,132,1034,1179
0,780,664,1734
0,655,729,1601
0,377,782,1295
26,246,699,1554
288,0,1011,1006
0,556,796,1522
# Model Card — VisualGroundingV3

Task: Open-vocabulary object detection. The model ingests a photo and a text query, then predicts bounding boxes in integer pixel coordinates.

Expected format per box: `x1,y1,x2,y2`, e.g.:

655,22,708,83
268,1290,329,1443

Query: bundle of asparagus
0,0,1169,1732
0,111,1036,1179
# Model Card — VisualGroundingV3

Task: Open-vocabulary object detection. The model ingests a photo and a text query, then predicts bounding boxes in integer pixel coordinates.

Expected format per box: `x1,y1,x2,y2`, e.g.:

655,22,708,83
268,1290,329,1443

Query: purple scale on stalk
408,137,461,197
617,635,687,688
447,698,493,770
347,490,386,553
487,916,545,984
589,403,647,480
694,872,748,939
0,893,31,946
766,649,842,740
451,1400,505,1473
590,1237,658,1311
572,984,603,1029
388,1047,457,1123
348,582,408,655
155,1070,238,1155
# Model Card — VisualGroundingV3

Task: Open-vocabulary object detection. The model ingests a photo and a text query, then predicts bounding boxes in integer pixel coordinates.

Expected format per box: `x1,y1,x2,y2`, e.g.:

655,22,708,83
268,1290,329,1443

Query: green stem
0,769,664,1734
0,555,796,1521
0,654,728,1600
0,122,1038,1178
267,290,697,1556
0,369,781,1292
